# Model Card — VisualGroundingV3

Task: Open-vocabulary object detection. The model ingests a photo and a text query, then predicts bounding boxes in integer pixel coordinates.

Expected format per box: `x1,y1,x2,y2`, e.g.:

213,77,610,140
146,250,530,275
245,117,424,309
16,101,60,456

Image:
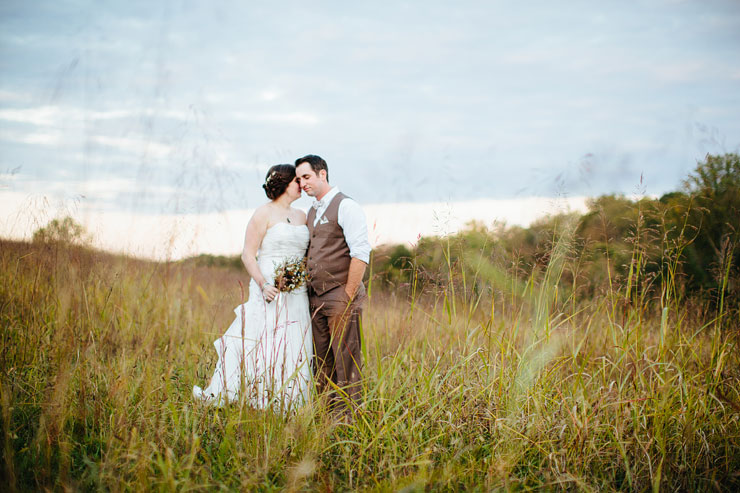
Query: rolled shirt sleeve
337,198,371,264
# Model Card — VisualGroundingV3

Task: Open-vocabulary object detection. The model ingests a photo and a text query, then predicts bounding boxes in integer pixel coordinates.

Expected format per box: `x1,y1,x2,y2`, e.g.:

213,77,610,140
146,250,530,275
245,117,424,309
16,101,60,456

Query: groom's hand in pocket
344,286,354,302
344,258,367,304
344,284,367,308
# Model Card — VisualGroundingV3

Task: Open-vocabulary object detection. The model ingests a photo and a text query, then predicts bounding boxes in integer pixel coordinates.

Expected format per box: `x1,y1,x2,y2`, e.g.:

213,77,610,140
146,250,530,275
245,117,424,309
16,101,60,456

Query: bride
193,164,312,411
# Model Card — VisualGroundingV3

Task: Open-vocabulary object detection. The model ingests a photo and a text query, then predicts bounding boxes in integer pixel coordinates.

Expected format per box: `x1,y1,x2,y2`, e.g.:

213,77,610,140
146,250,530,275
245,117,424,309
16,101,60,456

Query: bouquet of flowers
273,256,308,292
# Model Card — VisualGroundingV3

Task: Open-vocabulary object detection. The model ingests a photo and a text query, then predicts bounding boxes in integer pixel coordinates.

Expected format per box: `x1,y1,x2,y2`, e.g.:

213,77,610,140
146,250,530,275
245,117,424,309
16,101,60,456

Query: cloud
260,90,280,101
0,106,60,126
0,102,179,159
1,173,186,215
89,135,172,158
90,108,189,121
74,178,150,197
230,111,320,125
0,128,63,146
0,127,172,158
0,105,189,126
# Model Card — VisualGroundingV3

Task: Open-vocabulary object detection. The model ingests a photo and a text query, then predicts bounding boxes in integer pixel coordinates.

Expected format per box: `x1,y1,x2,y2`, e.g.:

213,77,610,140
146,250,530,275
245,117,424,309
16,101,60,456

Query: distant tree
577,195,638,244
185,253,243,270
32,216,88,245
388,244,413,271
385,244,414,284
658,191,694,243
366,156,738,311
575,195,640,283
682,153,740,298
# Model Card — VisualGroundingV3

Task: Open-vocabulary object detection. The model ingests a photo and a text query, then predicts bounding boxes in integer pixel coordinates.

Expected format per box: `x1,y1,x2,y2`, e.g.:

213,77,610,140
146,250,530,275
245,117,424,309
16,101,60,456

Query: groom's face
296,162,327,198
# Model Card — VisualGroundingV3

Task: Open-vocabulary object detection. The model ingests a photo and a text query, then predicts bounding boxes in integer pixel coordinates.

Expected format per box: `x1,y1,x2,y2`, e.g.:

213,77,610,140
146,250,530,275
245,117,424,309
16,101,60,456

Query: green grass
1,237,739,491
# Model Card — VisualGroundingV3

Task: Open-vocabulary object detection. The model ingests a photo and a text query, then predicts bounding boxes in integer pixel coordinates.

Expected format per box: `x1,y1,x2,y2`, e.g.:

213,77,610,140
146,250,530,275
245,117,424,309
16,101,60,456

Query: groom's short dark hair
295,154,329,182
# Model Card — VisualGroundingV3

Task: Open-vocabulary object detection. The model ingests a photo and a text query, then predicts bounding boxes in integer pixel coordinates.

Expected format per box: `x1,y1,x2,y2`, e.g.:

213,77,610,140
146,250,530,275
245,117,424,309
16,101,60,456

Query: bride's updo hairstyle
262,164,296,200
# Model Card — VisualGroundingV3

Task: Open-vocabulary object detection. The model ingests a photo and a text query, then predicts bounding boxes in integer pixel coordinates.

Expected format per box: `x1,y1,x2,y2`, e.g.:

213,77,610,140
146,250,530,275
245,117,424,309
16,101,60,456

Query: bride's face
285,176,302,201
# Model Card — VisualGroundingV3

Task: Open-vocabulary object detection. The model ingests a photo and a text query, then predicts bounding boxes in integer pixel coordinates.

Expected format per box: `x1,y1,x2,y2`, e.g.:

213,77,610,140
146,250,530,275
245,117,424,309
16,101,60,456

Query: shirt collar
314,186,340,210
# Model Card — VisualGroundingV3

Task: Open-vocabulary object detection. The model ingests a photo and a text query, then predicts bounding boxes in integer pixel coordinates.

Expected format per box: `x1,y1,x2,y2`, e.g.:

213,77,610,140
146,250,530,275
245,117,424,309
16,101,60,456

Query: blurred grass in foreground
1,227,739,491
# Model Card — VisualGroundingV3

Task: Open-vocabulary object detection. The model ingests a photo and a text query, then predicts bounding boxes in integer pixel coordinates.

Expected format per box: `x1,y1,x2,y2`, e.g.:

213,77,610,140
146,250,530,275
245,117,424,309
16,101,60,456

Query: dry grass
1,236,739,491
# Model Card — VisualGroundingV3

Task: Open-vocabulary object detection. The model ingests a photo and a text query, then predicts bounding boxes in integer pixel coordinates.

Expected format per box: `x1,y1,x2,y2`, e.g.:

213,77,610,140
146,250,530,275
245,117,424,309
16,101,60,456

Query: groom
295,154,370,413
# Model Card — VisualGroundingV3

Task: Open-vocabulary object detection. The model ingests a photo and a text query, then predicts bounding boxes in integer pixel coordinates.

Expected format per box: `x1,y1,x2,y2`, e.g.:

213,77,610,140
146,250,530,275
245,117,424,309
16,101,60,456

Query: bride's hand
261,282,279,302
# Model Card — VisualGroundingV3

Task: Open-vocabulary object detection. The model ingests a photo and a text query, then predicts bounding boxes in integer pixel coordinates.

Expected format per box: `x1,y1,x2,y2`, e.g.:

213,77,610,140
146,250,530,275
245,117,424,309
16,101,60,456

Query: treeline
371,153,739,311
28,154,738,312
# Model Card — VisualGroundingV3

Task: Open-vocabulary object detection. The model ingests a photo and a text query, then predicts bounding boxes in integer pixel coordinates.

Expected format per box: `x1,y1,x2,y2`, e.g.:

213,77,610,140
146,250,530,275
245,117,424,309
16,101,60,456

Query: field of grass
1,235,739,491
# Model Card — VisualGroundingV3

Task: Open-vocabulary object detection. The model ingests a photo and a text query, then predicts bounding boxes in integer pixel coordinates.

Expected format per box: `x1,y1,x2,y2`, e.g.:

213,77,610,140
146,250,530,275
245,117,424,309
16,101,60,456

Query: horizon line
1,193,618,261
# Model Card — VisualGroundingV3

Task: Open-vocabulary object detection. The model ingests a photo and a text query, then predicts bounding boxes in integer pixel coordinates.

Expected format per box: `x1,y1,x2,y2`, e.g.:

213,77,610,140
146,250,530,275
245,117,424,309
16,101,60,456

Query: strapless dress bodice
257,222,309,285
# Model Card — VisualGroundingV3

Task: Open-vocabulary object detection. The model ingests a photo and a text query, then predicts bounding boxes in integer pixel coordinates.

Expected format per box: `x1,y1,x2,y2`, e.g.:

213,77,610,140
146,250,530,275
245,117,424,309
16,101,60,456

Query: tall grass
1,230,739,491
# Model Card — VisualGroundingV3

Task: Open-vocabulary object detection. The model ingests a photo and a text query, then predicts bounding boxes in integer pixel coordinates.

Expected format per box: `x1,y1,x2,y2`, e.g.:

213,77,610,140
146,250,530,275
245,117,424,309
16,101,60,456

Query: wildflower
273,257,308,292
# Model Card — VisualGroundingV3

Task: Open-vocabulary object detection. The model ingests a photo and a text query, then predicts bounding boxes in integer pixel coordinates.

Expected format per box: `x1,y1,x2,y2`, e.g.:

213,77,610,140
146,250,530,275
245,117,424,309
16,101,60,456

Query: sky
1,0,739,258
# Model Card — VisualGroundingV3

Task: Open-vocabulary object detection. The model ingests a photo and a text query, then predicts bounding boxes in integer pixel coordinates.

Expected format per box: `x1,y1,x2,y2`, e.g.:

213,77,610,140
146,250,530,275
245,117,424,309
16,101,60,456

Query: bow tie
311,200,325,210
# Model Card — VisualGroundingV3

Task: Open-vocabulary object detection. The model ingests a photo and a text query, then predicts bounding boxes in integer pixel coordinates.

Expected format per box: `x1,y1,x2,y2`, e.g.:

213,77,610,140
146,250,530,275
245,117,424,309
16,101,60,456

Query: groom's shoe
327,409,354,429
330,397,365,427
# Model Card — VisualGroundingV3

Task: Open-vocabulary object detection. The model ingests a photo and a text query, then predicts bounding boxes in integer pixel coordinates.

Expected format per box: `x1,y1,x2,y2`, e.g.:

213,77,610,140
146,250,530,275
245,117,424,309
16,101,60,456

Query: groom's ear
319,169,328,181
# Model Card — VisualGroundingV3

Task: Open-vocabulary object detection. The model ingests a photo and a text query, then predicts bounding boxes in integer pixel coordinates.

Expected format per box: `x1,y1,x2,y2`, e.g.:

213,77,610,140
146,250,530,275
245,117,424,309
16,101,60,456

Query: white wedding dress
193,222,312,410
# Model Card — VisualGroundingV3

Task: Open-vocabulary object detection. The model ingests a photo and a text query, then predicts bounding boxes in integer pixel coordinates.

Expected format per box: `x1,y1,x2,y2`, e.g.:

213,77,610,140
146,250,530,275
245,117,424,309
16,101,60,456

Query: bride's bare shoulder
291,208,307,225
248,204,272,227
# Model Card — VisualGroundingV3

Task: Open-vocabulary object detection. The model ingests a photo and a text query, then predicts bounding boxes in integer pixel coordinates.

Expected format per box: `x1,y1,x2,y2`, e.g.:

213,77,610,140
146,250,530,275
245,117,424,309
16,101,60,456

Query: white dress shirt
312,187,371,264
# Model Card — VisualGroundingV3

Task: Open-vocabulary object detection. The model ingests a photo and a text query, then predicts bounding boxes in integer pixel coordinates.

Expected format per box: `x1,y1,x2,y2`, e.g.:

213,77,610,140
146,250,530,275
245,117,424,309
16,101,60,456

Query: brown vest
306,192,351,296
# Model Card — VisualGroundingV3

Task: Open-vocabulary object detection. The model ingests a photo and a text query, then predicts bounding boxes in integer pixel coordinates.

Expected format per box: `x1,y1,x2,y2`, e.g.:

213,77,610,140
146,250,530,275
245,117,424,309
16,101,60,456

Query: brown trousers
309,284,365,407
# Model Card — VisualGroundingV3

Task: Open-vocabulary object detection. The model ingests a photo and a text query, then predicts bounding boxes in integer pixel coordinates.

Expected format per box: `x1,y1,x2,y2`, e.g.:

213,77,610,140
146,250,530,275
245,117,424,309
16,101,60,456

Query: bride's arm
240,208,278,301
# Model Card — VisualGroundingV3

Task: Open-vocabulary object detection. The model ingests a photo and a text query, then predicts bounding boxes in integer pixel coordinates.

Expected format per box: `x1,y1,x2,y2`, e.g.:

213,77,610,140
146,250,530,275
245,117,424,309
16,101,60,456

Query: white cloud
79,179,179,201
2,175,180,204
364,197,590,246
90,135,172,158
0,128,63,146
69,152,132,166
231,111,320,125
20,132,62,146
0,105,189,126
89,108,189,121
0,106,61,126
261,90,280,101
72,178,141,197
